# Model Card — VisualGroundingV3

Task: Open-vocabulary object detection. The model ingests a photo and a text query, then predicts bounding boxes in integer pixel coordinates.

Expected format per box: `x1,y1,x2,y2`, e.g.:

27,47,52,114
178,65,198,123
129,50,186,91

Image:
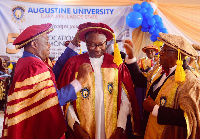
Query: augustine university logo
12,5,25,23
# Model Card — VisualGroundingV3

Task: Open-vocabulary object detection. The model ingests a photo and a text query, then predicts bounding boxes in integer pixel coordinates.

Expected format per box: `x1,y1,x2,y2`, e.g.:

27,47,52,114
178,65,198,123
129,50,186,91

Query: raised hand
123,39,135,59
71,31,81,47
76,63,93,85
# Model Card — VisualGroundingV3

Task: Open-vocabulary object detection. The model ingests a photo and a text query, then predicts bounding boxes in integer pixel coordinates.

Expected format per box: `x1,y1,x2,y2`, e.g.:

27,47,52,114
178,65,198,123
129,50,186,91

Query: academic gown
2,51,77,139
126,60,200,139
57,52,141,139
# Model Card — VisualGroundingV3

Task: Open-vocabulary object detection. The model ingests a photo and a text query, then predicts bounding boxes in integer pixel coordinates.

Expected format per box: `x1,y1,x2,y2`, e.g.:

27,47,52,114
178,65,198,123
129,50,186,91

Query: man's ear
31,40,38,50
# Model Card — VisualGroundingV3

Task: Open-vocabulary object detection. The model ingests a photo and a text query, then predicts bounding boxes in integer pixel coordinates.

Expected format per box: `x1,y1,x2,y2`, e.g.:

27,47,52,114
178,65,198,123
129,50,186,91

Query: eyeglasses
86,40,107,49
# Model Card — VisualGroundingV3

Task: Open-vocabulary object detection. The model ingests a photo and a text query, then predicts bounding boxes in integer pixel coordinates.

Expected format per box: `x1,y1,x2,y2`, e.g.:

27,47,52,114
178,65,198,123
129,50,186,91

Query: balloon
148,18,156,26
150,35,158,42
141,20,149,28
141,28,149,32
160,28,168,33
153,40,164,47
153,15,161,22
126,11,143,28
153,29,160,36
149,27,155,34
145,12,153,19
141,1,149,8
146,7,154,14
150,24,157,28
133,4,141,11
139,8,147,16
156,21,164,29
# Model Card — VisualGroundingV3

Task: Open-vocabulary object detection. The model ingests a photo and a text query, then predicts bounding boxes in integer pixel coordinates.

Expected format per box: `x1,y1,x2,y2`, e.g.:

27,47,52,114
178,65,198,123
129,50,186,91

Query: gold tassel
79,46,82,54
112,34,123,66
175,49,185,83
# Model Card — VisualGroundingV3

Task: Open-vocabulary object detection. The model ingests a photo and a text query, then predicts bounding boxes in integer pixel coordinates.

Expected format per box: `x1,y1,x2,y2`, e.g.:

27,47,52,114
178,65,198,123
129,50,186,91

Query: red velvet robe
2,57,67,139
57,53,140,138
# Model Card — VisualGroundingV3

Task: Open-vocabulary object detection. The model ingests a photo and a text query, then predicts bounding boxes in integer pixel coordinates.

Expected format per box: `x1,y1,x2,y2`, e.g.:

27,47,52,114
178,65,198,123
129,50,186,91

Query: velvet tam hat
78,22,114,42
142,45,159,53
157,33,198,58
13,23,53,49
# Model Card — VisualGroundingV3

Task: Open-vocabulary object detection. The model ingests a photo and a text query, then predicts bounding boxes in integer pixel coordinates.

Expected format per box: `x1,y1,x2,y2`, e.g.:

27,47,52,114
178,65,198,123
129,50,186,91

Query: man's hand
73,122,91,139
123,39,135,59
71,31,80,47
110,127,124,139
76,63,92,85
143,96,156,112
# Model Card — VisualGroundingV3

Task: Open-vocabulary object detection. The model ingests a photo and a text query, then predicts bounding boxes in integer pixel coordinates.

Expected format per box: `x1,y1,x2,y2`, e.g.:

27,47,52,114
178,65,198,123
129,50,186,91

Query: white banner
0,0,134,61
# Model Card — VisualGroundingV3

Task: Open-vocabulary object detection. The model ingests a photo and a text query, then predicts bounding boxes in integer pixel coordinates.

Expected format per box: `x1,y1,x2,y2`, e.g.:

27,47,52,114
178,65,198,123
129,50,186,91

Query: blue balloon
126,11,143,28
139,8,147,16
153,15,161,22
160,28,168,33
145,12,153,19
148,18,156,26
146,7,154,14
133,4,141,11
153,29,160,36
149,27,155,34
157,21,164,29
141,2,149,8
141,20,149,28
141,28,149,32
150,35,158,42
150,24,157,28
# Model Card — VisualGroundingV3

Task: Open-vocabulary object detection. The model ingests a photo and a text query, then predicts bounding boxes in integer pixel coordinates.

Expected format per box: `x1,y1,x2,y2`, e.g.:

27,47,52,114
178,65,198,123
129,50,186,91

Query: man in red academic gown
57,22,140,139
2,23,92,139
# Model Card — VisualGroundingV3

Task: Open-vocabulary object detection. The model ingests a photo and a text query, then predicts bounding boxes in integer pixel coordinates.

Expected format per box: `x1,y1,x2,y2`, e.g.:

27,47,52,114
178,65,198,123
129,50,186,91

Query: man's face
159,44,178,68
34,34,51,61
85,32,107,58
145,48,156,59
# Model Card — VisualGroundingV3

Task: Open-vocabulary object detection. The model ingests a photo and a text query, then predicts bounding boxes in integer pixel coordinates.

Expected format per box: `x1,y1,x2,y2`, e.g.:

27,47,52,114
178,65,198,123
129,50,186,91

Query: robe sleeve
125,62,147,88
157,106,186,127
119,63,141,134
53,44,78,81
177,74,200,138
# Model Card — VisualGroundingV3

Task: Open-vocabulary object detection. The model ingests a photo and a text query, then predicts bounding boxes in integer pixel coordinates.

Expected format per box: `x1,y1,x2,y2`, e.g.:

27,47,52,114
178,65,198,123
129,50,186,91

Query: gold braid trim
14,71,51,89
7,86,56,115
112,69,118,132
102,69,107,133
92,72,96,131
7,96,58,127
75,72,81,122
3,129,8,137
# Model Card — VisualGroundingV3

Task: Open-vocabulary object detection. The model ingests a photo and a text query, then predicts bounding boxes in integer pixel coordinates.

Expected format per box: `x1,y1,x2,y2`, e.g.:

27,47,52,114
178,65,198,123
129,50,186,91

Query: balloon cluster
126,2,168,42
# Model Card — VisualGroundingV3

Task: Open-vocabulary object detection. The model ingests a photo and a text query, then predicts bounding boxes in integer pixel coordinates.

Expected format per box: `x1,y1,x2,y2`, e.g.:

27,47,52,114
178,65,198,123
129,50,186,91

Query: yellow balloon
158,41,164,46
153,41,164,47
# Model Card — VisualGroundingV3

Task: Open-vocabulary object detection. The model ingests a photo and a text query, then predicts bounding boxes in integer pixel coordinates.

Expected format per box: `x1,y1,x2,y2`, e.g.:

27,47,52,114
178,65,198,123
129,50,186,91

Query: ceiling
157,0,200,5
